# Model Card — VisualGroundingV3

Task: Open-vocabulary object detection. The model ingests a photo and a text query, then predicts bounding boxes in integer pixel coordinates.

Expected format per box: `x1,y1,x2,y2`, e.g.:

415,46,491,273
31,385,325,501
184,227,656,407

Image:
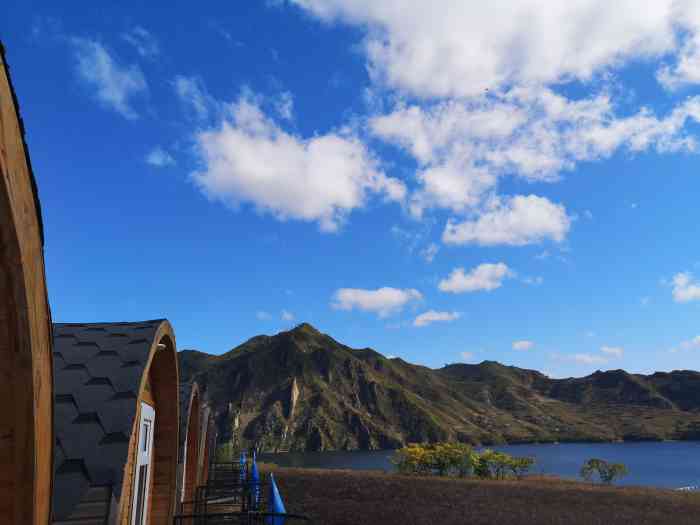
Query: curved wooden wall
182,385,201,503
0,43,53,525
118,322,179,525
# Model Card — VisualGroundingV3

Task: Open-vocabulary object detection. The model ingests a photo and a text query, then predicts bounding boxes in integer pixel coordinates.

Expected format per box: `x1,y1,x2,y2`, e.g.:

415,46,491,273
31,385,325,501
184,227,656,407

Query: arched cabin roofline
181,382,202,504
0,41,53,525
52,320,179,525
118,322,179,525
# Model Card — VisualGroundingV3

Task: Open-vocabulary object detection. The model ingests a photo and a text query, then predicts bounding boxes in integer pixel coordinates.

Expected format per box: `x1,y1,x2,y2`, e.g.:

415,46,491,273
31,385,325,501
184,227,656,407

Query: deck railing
173,511,311,525
173,457,309,524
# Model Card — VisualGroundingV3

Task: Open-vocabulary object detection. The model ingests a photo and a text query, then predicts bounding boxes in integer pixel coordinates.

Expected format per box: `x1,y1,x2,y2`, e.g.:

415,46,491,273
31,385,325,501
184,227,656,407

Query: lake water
260,442,700,489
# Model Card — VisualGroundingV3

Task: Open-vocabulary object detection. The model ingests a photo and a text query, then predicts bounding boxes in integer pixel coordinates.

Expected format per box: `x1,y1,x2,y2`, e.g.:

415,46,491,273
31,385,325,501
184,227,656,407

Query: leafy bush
392,443,534,480
580,458,629,485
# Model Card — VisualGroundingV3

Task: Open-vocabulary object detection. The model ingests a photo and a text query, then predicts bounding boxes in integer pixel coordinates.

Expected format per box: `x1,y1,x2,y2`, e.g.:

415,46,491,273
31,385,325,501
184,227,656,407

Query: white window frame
131,402,156,525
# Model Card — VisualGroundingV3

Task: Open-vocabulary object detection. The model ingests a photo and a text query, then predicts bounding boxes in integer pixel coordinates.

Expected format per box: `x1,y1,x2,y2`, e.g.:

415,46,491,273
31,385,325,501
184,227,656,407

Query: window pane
134,464,148,525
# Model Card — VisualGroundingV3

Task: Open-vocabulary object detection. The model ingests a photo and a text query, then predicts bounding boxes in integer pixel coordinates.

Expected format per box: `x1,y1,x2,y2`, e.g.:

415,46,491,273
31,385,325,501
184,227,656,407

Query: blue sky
4,1,700,377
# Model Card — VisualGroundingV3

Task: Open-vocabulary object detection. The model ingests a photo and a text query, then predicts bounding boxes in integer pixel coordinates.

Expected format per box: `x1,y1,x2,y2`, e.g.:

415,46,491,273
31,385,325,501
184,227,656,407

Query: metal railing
173,457,310,524
173,511,311,525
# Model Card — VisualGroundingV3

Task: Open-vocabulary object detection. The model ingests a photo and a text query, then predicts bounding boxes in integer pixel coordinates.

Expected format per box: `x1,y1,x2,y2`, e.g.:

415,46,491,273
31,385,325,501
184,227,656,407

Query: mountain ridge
180,323,700,452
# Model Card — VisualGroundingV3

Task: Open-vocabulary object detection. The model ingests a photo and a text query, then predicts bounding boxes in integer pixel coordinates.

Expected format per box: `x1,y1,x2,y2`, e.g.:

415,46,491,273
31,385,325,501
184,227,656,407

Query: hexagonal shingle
51,320,166,521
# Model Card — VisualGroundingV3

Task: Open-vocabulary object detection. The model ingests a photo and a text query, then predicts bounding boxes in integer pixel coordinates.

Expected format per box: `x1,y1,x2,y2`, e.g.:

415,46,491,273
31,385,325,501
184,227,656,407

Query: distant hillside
180,323,700,452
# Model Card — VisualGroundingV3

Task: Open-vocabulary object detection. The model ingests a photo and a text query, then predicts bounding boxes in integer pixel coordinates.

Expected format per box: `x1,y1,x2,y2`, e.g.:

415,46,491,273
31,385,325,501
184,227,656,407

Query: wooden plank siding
117,330,179,525
182,389,201,504
0,43,54,525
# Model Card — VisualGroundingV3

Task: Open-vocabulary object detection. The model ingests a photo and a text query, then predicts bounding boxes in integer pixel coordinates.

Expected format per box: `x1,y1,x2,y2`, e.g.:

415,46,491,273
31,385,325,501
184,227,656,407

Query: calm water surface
261,442,700,489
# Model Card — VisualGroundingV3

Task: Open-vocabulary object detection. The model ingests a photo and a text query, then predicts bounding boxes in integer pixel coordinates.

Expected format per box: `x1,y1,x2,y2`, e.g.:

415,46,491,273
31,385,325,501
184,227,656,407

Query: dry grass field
268,467,700,525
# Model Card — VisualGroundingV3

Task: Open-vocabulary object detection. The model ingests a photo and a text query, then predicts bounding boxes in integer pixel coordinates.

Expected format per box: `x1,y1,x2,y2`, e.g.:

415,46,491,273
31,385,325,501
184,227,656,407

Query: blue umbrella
266,473,287,525
250,454,261,510
240,451,247,483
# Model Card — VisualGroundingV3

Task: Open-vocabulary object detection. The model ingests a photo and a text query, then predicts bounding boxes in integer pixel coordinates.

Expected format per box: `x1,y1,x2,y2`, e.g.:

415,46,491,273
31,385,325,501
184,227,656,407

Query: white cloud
420,242,439,263
271,1,700,244
571,353,609,365
413,310,460,327
679,336,700,350
657,3,700,89
122,26,159,58
256,311,272,320
71,38,147,119
672,272,700,302
275,91,294,120
190,92,406,232
174,76,219,121
361,48,700,235
146,147,176,167
600,345,624,357
438,262,513,293
332,287,422,317
290,1,700,98
443,195,571,246
522,276,544,286
460,351,474,362
512,340,534,351
281,309,295,321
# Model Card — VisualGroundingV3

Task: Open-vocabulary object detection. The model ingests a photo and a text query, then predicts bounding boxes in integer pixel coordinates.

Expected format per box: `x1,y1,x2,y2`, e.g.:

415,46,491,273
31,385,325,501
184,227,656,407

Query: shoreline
261,438,700,455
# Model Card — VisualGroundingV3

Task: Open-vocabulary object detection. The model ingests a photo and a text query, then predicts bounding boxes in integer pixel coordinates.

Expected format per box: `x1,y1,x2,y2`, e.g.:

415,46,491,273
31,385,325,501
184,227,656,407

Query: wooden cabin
0,42,54,525
177,381,217,506
51,320,179,525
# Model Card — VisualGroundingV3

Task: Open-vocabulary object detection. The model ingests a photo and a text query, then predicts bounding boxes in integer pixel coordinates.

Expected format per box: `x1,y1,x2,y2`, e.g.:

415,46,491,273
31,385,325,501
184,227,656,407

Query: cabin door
131,402,156,525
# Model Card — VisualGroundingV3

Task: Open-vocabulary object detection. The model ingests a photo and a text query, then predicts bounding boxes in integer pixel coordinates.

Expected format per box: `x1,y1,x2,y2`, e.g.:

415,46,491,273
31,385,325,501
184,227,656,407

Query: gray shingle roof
52,320,165,521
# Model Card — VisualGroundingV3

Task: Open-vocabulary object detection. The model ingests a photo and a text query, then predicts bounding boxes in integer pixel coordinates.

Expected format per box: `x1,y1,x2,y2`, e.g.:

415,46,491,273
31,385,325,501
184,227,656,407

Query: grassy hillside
181,323,700,451
268,467,700,525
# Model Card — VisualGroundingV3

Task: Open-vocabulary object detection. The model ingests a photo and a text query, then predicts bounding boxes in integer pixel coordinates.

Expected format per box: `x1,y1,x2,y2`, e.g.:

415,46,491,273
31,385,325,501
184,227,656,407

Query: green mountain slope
180,323,700,452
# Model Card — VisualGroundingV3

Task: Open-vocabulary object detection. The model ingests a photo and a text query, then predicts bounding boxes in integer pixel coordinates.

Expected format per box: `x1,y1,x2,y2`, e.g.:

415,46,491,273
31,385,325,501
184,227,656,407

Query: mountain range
179,323,700,452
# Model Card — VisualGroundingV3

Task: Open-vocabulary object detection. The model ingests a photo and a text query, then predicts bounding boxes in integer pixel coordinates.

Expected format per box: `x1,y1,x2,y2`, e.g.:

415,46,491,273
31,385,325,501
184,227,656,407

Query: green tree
508,456,535,479
392,444,432,475
580,458,629,485
474,449,511,479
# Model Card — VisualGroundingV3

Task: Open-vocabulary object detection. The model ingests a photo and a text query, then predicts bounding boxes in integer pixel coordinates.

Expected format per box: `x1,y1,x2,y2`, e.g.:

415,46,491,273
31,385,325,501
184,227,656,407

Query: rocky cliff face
180,323,700,452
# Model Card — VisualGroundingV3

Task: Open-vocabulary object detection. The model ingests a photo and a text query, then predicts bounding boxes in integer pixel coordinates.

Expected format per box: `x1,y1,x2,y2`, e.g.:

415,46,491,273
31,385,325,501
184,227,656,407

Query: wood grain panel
0,43,53,525
117,325,178,525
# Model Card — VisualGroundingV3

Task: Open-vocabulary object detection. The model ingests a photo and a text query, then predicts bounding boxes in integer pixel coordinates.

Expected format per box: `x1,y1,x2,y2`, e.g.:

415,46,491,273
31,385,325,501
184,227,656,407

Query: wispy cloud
413,310,460,327
71,38,147,119
420,242,439,263
146,147,176,167
122,26,160,58
512,340,534,351
600,345,624,357
173,75,219,121
256,311,272,321
570,353,609,365
275,91,294,120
